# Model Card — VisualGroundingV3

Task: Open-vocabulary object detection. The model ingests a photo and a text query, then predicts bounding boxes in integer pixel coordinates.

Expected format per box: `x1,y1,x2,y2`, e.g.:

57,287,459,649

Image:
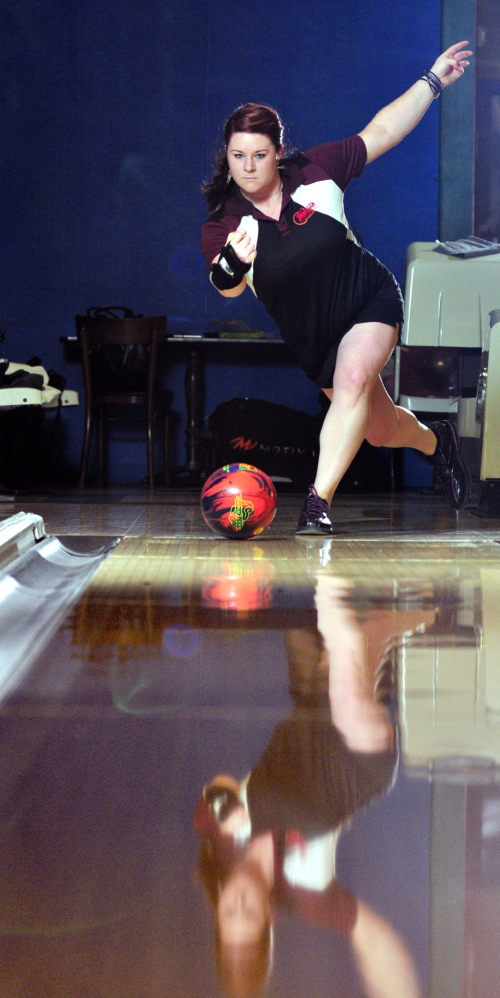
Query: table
61,334,294,478
168,336,292,475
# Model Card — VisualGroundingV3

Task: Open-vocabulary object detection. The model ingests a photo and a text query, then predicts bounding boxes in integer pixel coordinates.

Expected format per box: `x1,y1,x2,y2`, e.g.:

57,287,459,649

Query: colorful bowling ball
200,464,277,539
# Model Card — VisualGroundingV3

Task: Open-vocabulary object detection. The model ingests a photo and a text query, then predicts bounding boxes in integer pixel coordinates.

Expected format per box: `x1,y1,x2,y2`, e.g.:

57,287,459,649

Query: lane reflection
1,538,500,997
194,574,434,998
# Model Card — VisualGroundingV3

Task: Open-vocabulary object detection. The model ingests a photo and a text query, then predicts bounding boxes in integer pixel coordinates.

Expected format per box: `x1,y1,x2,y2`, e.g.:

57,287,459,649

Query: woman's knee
332,361,374,406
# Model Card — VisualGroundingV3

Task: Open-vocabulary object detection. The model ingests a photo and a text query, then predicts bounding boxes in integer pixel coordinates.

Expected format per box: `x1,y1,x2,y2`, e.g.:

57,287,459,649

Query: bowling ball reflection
201,552,275,611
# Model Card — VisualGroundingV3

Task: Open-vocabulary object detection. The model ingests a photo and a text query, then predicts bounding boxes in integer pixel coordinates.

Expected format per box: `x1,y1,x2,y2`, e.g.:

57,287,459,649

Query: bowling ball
200,464,277,539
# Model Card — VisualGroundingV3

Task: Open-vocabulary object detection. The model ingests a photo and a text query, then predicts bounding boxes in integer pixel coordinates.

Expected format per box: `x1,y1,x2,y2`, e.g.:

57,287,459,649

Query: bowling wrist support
420,70,443,98
211,243,251,291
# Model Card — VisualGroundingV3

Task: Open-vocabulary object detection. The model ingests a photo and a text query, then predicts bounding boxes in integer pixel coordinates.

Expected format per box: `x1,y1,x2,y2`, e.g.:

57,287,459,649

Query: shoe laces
306,485,330,516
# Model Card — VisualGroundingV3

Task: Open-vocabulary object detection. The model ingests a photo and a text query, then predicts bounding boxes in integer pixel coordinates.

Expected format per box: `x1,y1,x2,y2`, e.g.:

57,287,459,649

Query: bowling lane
5,484,500,540
1,528,500,996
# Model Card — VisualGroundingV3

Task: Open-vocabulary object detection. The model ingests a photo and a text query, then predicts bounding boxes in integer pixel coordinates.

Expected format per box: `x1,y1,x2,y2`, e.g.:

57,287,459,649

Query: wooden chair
75,314,170,488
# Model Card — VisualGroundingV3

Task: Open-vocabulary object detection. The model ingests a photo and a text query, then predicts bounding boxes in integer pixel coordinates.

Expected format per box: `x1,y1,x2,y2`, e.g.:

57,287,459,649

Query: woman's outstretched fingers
431,41,472,85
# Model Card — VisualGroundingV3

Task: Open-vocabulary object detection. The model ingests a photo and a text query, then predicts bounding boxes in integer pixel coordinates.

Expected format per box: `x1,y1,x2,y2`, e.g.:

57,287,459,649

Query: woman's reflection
195,576,434,998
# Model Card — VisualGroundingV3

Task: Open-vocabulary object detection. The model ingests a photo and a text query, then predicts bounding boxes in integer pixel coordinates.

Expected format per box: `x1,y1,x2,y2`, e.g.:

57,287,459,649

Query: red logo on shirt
293,202,316,225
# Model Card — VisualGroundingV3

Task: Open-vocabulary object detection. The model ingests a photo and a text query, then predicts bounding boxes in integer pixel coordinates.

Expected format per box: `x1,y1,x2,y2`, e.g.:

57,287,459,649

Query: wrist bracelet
211,242,251,291
421,70,443,98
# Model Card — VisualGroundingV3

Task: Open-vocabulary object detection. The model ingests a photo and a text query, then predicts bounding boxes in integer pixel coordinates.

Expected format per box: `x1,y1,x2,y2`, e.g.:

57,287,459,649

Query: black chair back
75,315,168,488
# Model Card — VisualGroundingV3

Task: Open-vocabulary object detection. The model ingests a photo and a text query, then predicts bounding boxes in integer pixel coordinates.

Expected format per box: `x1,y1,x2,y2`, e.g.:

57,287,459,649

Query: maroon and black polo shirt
201,135,403,388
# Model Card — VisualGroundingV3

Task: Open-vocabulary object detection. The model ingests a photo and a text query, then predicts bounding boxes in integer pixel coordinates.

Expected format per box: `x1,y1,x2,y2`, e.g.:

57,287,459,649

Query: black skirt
314,269,404,388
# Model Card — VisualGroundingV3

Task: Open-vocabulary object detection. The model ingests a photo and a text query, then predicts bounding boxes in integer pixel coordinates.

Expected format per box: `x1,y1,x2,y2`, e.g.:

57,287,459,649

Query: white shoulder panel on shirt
283,829,340,890
292,178,348,229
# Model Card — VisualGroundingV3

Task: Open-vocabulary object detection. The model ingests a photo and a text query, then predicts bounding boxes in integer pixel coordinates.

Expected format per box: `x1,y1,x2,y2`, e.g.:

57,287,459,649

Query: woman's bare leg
364,376,435,451
314,321,436,504
364,375,470,510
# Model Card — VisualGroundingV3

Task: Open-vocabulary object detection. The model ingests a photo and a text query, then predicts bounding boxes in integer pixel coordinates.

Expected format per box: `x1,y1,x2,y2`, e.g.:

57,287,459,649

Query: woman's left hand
430,40,472,88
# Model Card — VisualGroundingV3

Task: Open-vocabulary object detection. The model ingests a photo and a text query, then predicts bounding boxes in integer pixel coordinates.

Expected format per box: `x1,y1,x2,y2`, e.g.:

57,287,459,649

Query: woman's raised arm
358,40,472,164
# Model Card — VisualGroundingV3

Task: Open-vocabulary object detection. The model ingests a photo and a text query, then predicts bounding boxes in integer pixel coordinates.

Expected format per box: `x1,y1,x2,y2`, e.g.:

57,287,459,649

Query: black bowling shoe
418,419,470,510
295,484,333,535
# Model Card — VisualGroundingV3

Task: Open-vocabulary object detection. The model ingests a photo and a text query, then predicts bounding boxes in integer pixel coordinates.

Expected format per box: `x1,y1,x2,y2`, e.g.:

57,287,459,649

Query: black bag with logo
208,397,321,484
208,396,393,490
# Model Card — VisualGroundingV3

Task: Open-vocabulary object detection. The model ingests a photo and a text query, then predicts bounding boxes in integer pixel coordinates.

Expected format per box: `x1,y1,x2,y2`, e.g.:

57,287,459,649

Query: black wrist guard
211,243,251,290
420,70,443,98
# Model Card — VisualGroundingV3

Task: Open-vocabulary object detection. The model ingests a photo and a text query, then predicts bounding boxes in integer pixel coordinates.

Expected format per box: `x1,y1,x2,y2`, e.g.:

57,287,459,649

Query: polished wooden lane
1,488,500,996
4,484,500,540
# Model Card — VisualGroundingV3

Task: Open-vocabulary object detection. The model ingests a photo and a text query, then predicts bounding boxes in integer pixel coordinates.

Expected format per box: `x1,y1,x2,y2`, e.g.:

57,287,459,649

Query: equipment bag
208,397,322,484
208,396,393,491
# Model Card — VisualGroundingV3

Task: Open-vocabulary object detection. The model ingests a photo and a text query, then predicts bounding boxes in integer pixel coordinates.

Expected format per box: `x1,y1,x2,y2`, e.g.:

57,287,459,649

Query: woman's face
217,863,271,946
226,132,282,200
